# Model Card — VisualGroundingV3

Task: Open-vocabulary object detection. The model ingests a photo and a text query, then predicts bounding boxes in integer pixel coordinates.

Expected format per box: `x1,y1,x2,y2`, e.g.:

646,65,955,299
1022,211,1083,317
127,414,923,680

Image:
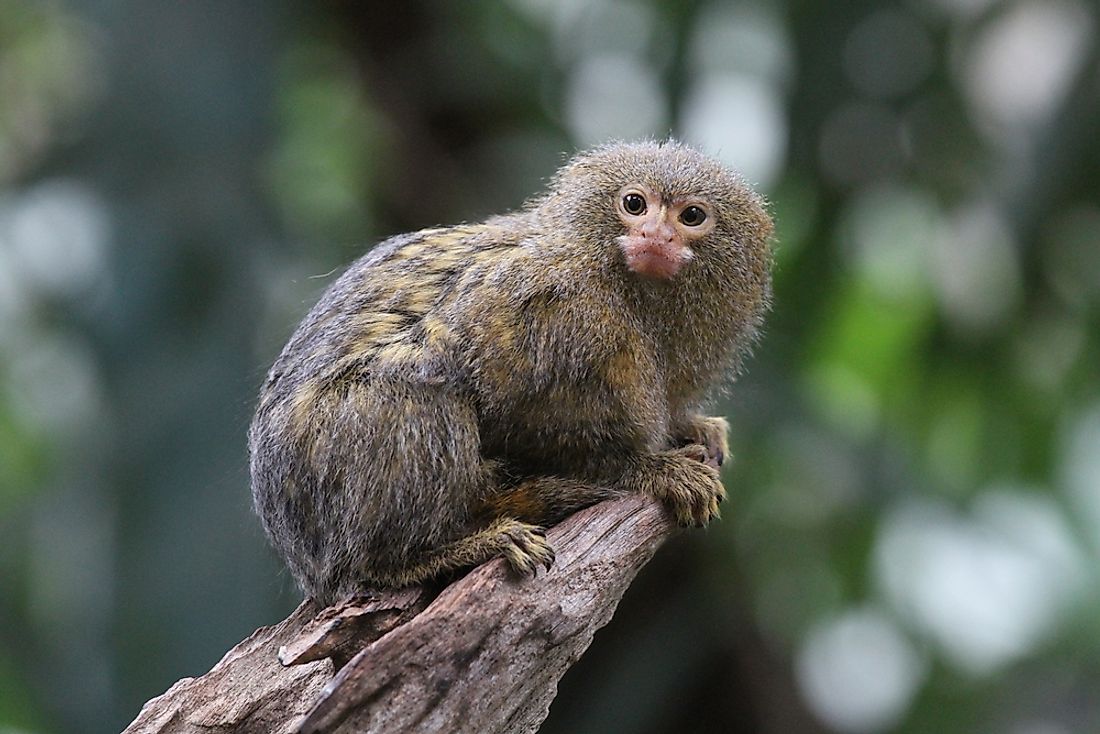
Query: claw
677,444,710,464
680,415,729,471
498,520,556,579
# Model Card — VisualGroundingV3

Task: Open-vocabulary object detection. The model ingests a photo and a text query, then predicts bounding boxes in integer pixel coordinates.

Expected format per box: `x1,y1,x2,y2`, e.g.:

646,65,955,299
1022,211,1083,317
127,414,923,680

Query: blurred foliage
0,0,1098,732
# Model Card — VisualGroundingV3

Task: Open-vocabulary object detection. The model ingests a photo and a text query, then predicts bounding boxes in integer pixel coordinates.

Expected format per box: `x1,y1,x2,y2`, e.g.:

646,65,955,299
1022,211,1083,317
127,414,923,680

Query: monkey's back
248,221,536,597
260,223,518,396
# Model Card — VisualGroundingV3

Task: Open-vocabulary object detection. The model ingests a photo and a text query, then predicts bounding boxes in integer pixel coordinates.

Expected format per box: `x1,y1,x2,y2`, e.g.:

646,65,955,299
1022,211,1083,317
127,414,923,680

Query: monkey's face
614,182,716,281
545,142,770,289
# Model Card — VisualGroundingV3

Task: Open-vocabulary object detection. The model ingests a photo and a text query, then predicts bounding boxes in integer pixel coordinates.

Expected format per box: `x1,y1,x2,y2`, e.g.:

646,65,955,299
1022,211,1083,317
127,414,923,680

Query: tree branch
124,494,679,734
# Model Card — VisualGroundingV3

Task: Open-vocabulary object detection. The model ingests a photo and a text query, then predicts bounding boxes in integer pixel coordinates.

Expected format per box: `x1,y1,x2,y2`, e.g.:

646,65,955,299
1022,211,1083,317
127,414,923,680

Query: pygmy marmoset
249,140,773,604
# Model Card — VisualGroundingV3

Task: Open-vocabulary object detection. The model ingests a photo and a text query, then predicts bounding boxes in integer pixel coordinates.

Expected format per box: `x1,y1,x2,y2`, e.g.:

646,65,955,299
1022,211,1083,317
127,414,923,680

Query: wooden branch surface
124,494,678,734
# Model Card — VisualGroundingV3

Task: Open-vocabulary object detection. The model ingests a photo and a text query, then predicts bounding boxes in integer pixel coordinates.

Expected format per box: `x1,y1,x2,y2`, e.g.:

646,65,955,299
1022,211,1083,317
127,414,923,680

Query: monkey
248,140,773,605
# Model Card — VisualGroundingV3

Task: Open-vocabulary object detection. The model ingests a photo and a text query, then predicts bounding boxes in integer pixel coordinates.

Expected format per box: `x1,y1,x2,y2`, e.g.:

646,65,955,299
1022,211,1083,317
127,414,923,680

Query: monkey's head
539,140,773,286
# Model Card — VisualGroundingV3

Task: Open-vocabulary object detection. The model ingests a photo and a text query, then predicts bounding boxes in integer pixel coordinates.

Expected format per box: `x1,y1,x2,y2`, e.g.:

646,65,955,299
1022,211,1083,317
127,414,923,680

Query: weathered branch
125,494,678,734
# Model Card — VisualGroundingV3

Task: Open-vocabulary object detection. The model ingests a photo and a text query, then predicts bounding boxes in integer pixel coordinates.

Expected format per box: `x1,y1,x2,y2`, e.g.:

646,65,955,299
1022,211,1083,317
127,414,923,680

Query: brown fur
249,140,773,603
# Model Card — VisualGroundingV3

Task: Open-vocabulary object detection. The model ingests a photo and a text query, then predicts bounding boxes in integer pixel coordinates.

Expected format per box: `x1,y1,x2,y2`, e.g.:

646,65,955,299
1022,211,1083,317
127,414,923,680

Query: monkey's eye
679,206,707,227
622,193,647,216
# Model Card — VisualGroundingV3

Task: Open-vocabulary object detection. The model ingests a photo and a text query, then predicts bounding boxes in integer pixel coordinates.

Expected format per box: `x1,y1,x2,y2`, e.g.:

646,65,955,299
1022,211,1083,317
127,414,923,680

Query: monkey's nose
640,220,677,245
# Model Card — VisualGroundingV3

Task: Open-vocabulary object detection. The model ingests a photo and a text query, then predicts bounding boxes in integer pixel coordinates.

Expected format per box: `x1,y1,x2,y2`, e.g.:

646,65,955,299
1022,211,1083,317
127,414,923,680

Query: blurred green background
1,0,1098,732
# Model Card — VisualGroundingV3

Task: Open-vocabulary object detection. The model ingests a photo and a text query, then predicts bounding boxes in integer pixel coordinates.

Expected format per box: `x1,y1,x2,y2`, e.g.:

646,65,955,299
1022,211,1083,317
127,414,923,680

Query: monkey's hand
629,447,726,527
674,415,730,469
489,518,556,577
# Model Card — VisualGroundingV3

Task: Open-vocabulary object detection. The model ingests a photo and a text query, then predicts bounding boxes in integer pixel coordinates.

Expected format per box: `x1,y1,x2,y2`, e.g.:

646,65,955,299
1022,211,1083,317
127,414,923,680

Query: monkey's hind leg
370,517,556,588
483,476,625,528
377,476,623,587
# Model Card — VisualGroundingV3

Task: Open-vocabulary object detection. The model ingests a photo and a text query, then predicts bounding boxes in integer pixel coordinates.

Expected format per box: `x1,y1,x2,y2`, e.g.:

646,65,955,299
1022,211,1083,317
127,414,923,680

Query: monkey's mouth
618,236,693,280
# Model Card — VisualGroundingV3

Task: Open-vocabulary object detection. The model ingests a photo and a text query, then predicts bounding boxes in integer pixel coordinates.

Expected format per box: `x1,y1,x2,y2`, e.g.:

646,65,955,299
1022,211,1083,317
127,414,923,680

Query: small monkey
249,141,772,604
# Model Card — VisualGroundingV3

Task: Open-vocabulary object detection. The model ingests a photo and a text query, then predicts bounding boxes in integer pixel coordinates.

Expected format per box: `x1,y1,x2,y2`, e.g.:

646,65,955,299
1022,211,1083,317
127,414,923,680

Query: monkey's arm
473,290,723,529
456,271,724,532
483,445,723,530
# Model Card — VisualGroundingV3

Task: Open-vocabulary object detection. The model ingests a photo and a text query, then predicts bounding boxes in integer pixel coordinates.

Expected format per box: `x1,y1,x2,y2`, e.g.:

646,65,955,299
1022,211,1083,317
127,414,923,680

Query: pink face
615,183,715,280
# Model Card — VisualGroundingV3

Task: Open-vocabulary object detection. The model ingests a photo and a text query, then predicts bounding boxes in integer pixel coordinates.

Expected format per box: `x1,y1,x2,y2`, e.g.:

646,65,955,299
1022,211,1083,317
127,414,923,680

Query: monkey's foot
678,415,730,469
492,519,556,577
649,445,727,527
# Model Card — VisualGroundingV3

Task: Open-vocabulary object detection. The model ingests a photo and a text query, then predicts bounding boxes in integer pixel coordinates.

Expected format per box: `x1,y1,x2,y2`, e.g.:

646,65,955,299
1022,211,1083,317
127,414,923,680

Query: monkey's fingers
678,416,730,468
691,490,723,527
686,471,726,527
645,448,725,527
663,479,717,528
706,482,728,522
673,443,722,473
499,520,556,577
676,443,709,464
652,486,690,527
702,416,729,468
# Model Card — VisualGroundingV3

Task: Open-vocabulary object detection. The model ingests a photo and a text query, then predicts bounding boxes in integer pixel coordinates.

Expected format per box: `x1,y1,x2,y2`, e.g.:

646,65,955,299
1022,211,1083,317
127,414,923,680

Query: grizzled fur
249,141,773,603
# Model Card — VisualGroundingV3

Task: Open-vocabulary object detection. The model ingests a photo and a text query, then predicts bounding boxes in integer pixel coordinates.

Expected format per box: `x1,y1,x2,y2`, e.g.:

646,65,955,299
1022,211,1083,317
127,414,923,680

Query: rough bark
124,494,678,734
